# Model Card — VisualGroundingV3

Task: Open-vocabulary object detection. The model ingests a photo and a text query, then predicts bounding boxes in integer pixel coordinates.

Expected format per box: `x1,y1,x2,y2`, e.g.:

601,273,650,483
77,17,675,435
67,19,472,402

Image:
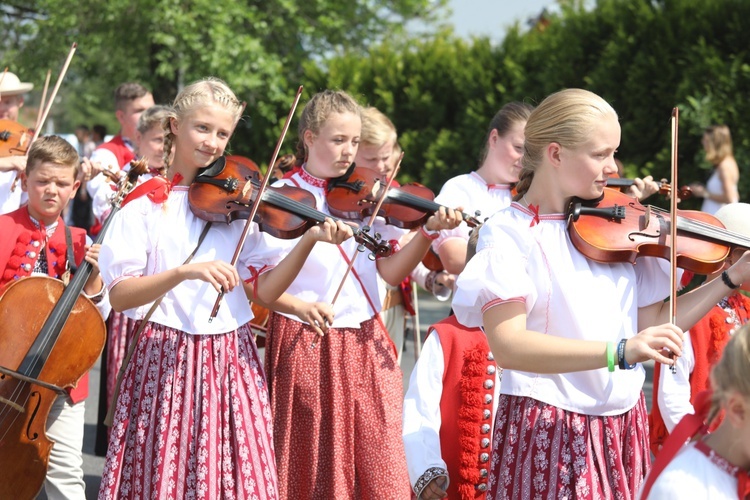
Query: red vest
431,315,496,500
97,134,135,169
0,206,92,402
649,293,750,456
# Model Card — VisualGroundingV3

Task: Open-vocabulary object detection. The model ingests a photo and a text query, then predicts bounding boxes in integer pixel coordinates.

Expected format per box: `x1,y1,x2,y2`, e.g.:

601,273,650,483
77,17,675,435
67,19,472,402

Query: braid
294,139,306,167
513,167,534,201
162,111,176,170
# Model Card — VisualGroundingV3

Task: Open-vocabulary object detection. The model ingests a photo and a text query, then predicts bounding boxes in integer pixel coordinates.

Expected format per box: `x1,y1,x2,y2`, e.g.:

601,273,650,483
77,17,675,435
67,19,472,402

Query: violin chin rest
197,156,227,178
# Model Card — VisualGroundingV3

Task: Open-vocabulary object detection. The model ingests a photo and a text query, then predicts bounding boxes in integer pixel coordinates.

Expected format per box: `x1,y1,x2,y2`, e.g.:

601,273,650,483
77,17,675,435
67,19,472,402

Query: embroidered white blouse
247,168,406,328
453,202,674,416
99,186,274,335
432,171,513,249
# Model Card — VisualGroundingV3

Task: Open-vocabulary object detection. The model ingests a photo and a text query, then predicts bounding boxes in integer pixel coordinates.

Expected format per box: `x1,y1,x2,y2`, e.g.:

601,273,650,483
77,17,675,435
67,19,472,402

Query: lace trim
413,467,448,498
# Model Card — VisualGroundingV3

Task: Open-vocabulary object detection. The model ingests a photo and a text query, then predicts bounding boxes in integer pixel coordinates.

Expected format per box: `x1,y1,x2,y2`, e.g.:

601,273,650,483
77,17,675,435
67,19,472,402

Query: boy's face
22,161,80,225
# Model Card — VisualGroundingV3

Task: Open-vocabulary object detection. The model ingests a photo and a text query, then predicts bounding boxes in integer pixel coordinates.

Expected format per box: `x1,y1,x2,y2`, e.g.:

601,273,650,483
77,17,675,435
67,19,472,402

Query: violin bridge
643,206,651,230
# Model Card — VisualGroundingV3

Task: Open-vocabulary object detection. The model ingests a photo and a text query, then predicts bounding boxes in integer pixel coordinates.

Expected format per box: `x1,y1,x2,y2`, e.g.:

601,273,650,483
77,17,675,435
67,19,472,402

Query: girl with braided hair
97,78,353,499
452,88,750,499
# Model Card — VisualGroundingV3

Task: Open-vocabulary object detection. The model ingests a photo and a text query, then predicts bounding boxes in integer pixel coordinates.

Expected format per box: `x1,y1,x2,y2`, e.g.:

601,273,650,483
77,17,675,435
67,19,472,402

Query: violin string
649,206,750,246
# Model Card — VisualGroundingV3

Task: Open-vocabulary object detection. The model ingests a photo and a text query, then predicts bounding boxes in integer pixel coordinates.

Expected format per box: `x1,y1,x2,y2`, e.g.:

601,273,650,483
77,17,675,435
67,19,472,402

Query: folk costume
253,166,411,500
0,170,27,214
432,172,513,251
0,205,109,499
453,202,675,499
98,182,279,500
403,315,500,499
650,292,750,455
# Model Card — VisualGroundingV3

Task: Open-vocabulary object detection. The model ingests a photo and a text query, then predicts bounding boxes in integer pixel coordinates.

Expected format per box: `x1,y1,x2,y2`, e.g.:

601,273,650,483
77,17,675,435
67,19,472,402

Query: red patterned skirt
98,322,278,500
488,394,650,500
265,312,411,500
105,311,136,411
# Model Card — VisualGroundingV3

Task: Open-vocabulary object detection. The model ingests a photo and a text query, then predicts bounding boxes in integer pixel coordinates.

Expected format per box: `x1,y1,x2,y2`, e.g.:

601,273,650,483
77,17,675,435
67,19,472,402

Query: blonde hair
26,135,79,177
478,102,534,165
514,89,618,199
703,125,734,166
708,323,750,424
360,106,397,148
162,78,243,168
137,105,171,135
294,90,361,166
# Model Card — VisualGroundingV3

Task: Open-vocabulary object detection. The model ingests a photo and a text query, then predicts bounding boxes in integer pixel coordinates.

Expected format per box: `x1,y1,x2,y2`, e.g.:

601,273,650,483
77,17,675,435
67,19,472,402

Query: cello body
0,277,105,499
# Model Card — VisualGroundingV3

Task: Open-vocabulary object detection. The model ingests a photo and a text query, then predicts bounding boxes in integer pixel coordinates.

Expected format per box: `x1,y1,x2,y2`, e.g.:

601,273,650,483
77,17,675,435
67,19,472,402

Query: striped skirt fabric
265,312,411,500
98,321,278,500
105,311,136,412
488,394,650,500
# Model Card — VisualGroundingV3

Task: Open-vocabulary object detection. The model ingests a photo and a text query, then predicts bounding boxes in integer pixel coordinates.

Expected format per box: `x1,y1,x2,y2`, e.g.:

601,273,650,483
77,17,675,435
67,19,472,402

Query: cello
0,160,147,499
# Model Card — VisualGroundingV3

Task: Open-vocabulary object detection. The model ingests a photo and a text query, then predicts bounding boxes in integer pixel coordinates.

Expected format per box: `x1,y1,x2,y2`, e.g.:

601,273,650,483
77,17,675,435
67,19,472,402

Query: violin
326,165,482,230
188,155,392,258
567,188,750,275
605,177,693,200
0,119,34,157
421,247,444,272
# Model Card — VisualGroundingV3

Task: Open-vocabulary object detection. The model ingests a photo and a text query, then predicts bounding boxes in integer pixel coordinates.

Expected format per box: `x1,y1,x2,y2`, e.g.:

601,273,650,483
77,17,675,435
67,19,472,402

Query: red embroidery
299,167,327,188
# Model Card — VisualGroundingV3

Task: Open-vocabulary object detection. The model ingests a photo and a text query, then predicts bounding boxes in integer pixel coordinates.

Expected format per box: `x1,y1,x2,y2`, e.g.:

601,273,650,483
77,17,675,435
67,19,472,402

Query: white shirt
452,202,674,416
99,186,274,335
402,331,500,488
433,171,513,249
87,140,135,222
701,168,727,215
248,169,405,328
641,442,738,499
657,332,695,432
0,170,27,215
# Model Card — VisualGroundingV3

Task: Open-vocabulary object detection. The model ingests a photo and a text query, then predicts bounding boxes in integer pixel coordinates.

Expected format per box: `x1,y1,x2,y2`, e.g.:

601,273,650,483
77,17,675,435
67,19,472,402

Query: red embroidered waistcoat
431,315,496,499
0,206,92,403
96,134,135,169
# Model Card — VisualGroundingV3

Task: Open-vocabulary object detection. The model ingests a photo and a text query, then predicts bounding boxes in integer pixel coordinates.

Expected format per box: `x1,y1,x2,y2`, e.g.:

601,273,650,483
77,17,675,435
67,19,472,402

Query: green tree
1,0,447,164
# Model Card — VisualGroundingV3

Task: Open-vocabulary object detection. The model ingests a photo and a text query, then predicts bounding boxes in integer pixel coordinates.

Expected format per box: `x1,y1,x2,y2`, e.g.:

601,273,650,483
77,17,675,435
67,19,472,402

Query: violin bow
11,43,77,192
668,107,679,374
311,151,405,348
34,69,52,135
208,85,304,322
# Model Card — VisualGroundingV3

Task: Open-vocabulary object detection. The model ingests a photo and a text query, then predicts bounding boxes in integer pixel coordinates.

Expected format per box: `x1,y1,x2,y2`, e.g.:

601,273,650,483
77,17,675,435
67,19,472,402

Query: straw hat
0,71,34,96
714,203,750,238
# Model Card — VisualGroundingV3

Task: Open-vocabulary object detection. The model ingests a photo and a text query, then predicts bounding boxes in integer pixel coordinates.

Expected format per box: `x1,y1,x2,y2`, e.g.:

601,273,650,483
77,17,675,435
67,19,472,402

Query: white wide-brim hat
0,71,34,96
714,203,750,238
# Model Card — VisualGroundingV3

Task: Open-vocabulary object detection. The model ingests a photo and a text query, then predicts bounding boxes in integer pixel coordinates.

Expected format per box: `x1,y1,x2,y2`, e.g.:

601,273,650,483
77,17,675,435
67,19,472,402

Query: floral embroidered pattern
414,467,449,498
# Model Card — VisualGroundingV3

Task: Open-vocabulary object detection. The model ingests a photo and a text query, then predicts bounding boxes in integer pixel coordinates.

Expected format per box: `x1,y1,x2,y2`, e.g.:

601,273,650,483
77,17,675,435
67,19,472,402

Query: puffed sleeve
452,216,537,328
237,225,288,284
98,197,153,293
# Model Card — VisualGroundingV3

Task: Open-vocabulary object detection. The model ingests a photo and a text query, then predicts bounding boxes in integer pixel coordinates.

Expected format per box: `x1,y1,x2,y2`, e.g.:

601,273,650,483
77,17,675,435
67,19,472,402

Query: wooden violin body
567,188,750,275
189,156,392,257
0,119,34,157
326,165,482,230
0,277,105,499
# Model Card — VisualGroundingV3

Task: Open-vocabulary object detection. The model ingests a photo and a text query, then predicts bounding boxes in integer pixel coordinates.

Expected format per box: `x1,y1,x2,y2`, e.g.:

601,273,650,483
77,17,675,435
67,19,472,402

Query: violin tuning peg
362,224,371,233
357,243,366,253
374,232,381,240
474,210,482,218
368,251,376,261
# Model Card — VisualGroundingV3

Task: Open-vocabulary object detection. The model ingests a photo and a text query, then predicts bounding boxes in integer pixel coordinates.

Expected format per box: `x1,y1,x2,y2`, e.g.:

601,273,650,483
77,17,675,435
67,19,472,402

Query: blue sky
447,0,556,41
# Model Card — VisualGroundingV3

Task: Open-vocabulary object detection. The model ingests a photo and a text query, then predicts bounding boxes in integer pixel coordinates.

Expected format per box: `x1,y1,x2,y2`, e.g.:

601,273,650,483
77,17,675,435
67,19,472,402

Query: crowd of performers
1,70,750,500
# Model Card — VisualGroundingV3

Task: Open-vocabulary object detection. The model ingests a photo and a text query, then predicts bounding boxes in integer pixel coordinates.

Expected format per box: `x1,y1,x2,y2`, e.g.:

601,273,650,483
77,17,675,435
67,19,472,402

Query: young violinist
452,88,750,499
0,135,110,499
250,89,463,499
86,82,154,234
355,106,453,362
433,102,533,274
640,323,750,499
97,78,352,499
0,70,33,214
650,202,750,456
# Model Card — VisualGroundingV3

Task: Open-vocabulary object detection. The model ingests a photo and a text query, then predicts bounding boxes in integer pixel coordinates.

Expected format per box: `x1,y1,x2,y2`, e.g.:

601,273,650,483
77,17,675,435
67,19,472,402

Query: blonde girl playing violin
250,89,463,499
97,78,352,500
453,88,750,499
